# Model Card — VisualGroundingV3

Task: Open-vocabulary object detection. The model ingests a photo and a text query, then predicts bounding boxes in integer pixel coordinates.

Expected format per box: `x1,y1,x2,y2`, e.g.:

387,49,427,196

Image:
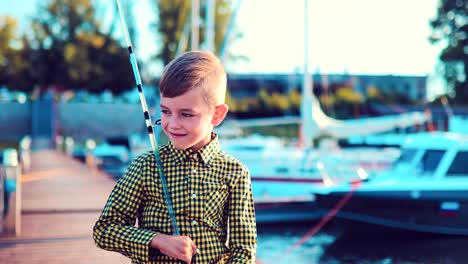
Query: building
226,73,427,103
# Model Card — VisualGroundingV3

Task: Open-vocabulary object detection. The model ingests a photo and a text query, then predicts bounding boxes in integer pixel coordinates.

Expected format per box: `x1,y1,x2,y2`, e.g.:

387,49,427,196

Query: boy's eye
182,112,194,117
161,109,170,115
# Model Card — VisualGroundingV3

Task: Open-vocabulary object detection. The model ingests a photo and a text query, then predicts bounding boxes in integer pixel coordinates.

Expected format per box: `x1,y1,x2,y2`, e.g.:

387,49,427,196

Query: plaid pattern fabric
93,135,257,263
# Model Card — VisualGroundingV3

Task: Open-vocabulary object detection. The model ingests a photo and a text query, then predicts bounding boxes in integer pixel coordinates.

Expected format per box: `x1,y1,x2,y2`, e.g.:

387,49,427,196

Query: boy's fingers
180,253,190,264
190,239,197,255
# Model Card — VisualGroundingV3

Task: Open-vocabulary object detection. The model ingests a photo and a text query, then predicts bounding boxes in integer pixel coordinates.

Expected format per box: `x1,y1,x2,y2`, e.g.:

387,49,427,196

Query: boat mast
301,0,314,148
191,0,200,50
219,0,243,63
205,0,215,52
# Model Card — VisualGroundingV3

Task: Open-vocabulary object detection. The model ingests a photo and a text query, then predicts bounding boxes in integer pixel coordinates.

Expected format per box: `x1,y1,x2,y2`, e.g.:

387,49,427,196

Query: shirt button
191,220,198,226
191,193,197,199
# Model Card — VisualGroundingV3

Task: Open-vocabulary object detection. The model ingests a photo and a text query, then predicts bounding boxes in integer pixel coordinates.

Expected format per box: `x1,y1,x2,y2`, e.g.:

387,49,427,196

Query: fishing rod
115,0,180,236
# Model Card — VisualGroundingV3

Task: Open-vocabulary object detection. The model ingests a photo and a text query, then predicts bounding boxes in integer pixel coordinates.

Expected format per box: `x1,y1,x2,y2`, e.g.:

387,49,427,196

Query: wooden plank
0,150,127,263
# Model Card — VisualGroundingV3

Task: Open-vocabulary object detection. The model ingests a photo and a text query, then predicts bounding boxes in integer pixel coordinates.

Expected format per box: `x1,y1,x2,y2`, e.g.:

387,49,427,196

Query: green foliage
153,0,191,65
0,0,136,94
335,86,363,104
429,0,468,105
270,93,290,112
33,0,135,94
330,87,364,118
227,88,303,117
257,88,270,109
254,88,289,116
227,82,421,119
318,94,336,108
225,89,238,112
379,90,413,105
243,124,298,139
237,97,258,113
153,0,237,65
366,85,382,100
288,89,301,111
0,16,30,90
0,16,18,61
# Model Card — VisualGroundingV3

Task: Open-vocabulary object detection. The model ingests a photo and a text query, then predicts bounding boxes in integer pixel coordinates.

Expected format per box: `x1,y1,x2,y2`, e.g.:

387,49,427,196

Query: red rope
273,181,362,262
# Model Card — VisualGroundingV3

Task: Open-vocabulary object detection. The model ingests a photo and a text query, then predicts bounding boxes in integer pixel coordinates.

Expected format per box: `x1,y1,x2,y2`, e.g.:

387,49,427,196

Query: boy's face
160,86,227,151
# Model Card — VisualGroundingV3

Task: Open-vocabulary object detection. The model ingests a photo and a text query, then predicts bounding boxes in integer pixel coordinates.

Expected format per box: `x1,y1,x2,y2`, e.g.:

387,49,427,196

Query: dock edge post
1,148,21,236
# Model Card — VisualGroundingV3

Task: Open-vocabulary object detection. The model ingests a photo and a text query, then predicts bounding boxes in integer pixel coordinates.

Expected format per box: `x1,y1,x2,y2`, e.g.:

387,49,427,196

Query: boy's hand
150,234,197,263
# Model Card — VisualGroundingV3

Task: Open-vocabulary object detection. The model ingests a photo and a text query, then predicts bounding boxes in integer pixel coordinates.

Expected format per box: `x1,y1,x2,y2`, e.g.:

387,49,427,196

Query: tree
153,0,239,66
0,16,17,87
429,0,468,105
225,89,238,112
26,0,134,94
335,87,363,118
287,89,301,115
0,16,31,91
366,85,382,100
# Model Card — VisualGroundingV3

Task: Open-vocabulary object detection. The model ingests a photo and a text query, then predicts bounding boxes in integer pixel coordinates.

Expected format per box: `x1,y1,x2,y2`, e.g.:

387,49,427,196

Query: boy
93,50,257,264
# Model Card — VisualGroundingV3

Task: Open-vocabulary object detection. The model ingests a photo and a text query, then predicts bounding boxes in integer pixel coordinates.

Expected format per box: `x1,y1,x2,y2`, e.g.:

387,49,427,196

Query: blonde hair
159,50,227,106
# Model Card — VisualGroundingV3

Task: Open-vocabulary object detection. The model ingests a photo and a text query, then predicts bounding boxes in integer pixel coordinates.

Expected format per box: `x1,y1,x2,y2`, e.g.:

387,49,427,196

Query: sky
1,0,446,98
230,0,442,74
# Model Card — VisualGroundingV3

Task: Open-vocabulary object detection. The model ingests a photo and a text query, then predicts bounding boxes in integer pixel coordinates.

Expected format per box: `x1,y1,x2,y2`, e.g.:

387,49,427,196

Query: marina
2,0,468,263
3,149,468,263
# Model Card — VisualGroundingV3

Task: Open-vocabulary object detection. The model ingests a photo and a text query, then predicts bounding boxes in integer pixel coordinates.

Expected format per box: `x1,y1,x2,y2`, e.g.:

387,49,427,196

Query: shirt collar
167,133,220,166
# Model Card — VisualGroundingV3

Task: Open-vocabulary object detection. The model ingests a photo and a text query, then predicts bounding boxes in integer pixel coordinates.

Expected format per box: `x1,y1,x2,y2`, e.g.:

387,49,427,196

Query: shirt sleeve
227,166,257,263
93,155,159,263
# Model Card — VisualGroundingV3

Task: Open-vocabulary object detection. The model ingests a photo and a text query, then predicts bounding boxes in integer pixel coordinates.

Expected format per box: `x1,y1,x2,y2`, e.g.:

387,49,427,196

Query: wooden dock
0,150,128,263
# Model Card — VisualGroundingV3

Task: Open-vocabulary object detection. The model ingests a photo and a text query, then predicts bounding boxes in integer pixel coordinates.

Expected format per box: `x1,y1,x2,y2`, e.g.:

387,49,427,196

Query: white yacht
220,133,400,223
314,132,468,235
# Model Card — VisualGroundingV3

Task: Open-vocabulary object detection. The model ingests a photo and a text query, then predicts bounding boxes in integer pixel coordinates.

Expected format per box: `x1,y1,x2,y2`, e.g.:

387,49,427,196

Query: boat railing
314,157,368,186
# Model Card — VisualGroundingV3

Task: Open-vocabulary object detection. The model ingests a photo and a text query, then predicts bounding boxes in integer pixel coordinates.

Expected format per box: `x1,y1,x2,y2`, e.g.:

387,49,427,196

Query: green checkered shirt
93,136,257,263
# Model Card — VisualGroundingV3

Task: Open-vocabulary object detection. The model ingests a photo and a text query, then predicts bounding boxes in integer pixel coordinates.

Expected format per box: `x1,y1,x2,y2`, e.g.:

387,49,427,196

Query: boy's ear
212,104,229,126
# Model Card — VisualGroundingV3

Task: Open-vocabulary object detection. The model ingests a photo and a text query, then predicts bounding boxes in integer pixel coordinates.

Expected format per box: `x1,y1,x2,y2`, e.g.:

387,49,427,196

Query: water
256,222,337,264
256,221,468,264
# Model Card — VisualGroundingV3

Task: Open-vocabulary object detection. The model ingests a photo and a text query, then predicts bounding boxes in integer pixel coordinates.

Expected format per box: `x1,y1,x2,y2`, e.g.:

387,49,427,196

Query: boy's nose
168,116,182,128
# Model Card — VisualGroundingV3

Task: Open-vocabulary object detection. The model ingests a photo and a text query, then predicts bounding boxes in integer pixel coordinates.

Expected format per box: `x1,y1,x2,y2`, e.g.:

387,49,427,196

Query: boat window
228,145,265,151
419,150,445,174
393,148,417,165
275,167,289,173
447,151,468,176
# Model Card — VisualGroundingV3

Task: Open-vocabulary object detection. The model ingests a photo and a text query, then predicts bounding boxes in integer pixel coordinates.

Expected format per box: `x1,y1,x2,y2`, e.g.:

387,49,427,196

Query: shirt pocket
145,173,186,215
202,180,229,220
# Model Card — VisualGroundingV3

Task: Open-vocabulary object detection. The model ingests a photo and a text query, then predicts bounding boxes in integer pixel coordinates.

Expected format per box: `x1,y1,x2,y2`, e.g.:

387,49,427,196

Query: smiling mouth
170,132,186,137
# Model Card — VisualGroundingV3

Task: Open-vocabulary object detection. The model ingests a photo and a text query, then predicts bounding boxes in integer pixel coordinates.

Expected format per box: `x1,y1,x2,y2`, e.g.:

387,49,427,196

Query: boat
219,133,399,223
220,133,399,188
216,79,427,188
313,132,468,235
220,134,320,183
253,195,320,223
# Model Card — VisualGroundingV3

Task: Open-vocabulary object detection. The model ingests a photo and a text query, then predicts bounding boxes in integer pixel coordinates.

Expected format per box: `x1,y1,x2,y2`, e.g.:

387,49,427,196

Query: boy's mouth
169,132,186,138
